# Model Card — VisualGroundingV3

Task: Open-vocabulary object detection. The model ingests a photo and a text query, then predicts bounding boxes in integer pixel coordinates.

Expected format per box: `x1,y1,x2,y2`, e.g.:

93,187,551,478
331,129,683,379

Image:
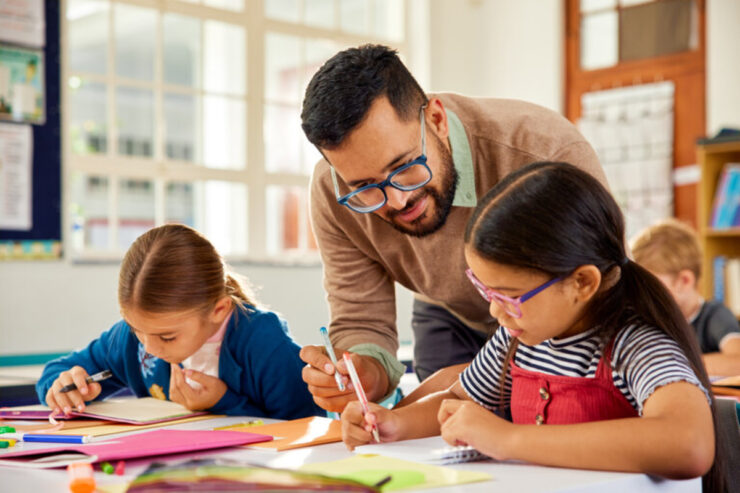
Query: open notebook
0,397,206,425
354,436,489,465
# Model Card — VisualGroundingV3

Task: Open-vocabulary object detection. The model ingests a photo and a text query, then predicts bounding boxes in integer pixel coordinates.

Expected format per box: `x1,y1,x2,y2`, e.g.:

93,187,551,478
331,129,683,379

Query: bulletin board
577,81,675,240
0,0,61,259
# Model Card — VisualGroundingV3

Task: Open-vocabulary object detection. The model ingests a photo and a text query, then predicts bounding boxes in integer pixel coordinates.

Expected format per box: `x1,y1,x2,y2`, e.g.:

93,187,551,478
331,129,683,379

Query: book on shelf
714,256,727,303
709,163,740,229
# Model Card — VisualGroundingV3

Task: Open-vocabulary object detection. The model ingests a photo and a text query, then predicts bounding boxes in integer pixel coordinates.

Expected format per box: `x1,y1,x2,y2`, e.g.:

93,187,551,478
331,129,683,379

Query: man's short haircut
301,44,428,150
630,218,702,280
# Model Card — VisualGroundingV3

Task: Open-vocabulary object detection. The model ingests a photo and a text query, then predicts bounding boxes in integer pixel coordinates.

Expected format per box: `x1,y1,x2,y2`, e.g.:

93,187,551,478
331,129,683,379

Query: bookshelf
696,141,740,302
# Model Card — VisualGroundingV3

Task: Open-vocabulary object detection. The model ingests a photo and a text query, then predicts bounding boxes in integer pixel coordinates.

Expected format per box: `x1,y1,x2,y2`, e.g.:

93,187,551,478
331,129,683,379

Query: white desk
0,416,701,493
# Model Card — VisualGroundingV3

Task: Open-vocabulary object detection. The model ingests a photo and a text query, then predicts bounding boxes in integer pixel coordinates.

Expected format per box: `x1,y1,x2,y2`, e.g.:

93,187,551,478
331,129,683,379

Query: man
300,45,606,412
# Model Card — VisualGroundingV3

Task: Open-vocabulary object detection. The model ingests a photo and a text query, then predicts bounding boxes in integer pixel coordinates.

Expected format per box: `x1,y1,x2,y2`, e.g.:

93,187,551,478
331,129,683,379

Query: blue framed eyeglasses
330,105,431,214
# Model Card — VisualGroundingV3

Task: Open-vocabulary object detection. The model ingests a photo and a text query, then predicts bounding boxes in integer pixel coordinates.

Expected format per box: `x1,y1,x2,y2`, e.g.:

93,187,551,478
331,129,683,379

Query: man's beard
385,134,459,238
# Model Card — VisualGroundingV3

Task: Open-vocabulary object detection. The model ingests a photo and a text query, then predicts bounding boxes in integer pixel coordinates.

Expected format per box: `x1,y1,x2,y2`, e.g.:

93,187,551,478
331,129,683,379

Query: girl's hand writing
438,398,514,461
169,364,227,411
341,400,402,450
45,366,102,416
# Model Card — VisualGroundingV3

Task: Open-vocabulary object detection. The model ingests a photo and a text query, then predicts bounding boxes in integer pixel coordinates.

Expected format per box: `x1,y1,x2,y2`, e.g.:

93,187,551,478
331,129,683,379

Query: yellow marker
214,419,264,431
0,438,16,447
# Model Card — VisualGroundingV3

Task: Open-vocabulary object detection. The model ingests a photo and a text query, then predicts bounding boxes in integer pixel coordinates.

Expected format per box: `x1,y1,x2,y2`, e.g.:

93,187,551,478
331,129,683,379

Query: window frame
564,0,706,228
61,0,411,263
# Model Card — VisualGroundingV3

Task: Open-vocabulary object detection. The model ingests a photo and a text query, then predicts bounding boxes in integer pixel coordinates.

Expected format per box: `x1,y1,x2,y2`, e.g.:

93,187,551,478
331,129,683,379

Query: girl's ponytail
615,260,727,492
225,272,258,312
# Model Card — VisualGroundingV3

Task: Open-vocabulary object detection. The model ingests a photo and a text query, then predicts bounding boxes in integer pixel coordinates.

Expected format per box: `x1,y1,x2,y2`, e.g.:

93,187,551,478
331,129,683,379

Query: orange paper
227,416,341,451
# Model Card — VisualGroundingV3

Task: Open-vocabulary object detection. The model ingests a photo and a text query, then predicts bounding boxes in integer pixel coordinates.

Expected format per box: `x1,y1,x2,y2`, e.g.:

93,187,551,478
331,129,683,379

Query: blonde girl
39,224,320,419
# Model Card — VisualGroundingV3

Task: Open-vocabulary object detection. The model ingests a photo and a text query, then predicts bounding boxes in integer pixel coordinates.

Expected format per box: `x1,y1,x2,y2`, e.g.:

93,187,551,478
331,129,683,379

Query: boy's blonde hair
630,218,702,280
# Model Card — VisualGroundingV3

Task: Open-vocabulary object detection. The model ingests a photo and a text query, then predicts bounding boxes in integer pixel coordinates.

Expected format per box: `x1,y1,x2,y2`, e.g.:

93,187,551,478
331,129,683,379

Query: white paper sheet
0,0,45,48
0,122,32,230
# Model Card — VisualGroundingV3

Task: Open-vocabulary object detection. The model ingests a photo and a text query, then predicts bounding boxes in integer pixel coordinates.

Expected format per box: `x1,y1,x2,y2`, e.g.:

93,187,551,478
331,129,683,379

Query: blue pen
3,433,89,444
319,326,346,391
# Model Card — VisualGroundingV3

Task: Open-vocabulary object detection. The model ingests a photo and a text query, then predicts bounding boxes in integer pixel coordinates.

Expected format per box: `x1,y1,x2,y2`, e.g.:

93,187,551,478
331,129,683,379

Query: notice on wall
0,122,32,230
0,0,45,48
578,81,675,240
0,44,45,124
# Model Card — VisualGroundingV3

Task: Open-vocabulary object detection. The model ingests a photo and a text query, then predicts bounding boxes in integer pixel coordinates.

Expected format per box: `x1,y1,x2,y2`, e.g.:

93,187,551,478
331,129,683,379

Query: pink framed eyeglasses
465,268,563,319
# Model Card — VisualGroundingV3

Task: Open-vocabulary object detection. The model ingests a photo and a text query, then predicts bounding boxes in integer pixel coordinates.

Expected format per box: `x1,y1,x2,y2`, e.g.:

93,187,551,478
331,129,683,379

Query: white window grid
62,0,409,262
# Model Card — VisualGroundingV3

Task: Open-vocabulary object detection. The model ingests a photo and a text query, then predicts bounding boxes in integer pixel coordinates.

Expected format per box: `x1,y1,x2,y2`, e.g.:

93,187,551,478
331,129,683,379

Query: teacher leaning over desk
299,44,608,412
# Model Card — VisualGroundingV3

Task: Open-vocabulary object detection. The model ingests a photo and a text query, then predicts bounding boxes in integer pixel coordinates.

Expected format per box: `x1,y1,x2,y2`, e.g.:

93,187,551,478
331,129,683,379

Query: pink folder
0,429,272,468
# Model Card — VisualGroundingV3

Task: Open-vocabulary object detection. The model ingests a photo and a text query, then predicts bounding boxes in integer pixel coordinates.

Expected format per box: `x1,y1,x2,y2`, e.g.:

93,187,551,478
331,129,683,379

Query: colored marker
213,419,264,431
320,326,346,391
0,426,15,434
374,475,392,488
343,352,379,443
59,369,113,393
115,460,126,475
2,433,89,444
0,439,15,448
68,463,96,493
101,461,114,474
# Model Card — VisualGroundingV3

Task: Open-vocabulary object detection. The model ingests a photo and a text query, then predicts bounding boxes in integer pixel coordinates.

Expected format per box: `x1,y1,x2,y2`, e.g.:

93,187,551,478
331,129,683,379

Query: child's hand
438,399,513,460
45,366,102,416
341,400,401,450
168,364,227,411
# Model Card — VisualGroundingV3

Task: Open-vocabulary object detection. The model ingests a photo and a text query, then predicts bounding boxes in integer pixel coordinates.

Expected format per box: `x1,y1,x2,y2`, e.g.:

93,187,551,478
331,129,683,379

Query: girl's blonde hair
118,224,256,315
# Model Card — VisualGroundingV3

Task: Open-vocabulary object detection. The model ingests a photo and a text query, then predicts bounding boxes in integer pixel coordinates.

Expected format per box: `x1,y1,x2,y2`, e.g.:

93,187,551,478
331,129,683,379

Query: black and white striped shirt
460,323,708,414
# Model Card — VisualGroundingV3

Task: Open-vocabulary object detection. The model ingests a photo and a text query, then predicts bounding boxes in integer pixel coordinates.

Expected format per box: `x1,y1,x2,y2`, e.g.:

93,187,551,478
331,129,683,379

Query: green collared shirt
350,109,478,398
447,109,477,208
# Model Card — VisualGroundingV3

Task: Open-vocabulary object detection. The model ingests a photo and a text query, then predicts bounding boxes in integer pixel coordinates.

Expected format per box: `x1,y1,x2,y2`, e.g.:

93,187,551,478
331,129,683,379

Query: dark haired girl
342,162,725,488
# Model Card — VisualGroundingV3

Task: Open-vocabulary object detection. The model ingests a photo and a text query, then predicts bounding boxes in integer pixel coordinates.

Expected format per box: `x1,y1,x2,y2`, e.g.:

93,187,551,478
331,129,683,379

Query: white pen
319,326,346,391
343,352,380,443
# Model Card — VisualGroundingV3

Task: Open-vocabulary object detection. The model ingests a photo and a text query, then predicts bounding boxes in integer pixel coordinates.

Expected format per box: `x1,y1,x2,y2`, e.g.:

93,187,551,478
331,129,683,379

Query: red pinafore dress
508,342,639,425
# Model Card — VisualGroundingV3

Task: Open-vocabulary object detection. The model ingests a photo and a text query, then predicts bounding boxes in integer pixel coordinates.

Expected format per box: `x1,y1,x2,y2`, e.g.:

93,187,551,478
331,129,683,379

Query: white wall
428,0,564,112
0,254,418,354
706,0,740,135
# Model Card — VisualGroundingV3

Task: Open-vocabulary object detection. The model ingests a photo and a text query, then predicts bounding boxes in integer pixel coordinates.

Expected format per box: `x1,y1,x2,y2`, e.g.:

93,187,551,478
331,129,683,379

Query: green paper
337,469,425,490
300,453,491,491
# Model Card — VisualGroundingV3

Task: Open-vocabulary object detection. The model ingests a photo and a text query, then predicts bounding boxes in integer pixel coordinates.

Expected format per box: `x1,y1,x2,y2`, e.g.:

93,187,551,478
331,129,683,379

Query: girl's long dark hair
464,162,726,490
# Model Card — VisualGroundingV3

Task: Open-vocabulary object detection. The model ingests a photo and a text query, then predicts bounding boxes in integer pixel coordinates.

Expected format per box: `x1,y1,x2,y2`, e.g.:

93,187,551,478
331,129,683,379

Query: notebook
0,397,206,425
354,436,489,465
231,416,342,451
12,414,218,438
0,429,272,468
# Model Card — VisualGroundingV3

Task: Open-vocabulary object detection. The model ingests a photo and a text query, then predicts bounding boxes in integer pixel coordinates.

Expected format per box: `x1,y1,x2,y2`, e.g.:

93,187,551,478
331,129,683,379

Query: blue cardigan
36,307,322,419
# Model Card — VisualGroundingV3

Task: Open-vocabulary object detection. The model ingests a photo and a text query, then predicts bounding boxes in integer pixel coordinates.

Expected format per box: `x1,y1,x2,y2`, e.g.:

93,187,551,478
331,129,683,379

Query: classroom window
578,0,698,70
64,0,410,261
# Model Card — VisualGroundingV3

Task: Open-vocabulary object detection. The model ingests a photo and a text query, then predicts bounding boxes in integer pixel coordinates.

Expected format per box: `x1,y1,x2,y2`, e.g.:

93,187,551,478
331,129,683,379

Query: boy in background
631,218,740,376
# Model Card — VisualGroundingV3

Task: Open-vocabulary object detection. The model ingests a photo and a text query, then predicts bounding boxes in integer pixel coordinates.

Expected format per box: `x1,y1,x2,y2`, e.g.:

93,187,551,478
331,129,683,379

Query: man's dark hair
301,44,428,149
